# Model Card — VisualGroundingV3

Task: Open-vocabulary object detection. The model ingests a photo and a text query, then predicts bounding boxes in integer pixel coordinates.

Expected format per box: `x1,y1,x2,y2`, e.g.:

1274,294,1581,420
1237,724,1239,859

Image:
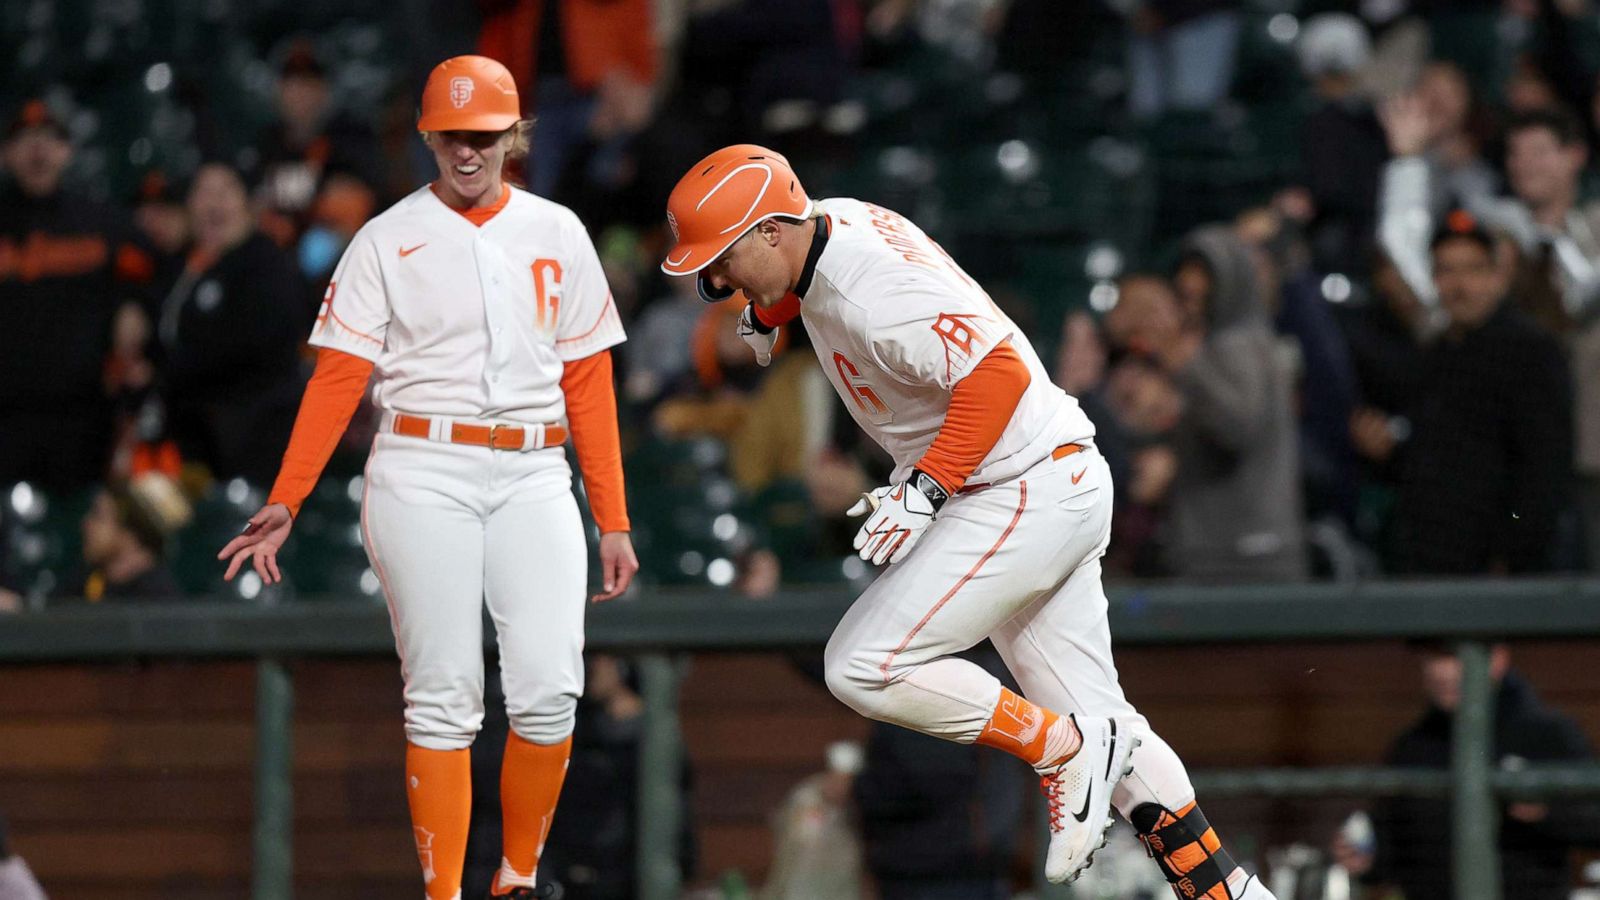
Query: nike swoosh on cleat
1072,785,1092,823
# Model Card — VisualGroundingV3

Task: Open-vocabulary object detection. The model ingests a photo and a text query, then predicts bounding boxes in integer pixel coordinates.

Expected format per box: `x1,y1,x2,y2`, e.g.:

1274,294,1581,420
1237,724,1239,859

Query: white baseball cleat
1039,714,1137,884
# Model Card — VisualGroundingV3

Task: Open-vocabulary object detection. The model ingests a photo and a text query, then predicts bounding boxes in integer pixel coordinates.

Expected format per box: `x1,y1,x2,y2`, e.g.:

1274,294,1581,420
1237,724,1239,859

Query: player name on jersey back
798,197,1094,487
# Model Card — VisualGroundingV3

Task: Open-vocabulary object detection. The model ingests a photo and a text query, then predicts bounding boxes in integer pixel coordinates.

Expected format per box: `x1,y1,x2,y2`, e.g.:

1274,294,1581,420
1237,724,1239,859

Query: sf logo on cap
449,76,474,108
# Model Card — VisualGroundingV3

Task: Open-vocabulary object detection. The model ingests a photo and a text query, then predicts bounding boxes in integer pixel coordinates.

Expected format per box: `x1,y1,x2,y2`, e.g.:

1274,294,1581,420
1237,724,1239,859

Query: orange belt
960,443,1087,494
390,413,567,451
1051,442,1086,461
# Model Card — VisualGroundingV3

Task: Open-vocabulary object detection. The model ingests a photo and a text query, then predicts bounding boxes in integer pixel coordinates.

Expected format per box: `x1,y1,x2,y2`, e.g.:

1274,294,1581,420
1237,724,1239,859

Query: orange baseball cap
660,144,812,277
417,55,521,133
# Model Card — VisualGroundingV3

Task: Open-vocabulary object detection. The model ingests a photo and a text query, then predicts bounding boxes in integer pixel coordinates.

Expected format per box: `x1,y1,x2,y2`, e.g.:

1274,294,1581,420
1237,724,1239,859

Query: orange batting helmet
417,55,521,133
660,145,812,292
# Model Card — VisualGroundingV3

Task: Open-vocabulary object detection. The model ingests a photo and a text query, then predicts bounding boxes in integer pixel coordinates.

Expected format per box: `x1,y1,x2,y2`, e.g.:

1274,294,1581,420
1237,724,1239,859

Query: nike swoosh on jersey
399,243,427,258
1071,467,1088,485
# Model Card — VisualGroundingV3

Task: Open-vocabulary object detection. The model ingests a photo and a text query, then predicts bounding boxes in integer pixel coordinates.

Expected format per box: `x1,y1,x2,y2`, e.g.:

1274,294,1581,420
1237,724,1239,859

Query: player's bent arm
914,338,1031,494
266,347,377,518
848,340,1031,567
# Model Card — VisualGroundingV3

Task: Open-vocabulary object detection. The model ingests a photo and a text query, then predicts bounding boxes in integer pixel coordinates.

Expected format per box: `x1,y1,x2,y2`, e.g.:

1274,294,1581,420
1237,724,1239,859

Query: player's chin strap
1131,802,1243,900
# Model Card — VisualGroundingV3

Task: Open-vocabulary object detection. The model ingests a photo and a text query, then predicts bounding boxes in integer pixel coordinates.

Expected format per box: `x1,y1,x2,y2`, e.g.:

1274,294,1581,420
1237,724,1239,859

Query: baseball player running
661,146,1276,898
219,56,637,900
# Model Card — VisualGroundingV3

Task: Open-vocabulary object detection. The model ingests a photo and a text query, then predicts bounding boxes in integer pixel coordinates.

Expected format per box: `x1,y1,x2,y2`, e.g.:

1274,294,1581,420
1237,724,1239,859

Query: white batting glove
847,470,949,566
737,303,778,367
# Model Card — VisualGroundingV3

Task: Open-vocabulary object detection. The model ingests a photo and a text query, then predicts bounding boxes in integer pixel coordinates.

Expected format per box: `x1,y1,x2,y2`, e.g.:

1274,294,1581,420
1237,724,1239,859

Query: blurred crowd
2,0,1600,609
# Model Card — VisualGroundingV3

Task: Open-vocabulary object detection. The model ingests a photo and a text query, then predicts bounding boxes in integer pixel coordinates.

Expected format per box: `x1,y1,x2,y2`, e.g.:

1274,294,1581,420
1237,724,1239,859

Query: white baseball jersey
799,197,1094,487
311,184,625,424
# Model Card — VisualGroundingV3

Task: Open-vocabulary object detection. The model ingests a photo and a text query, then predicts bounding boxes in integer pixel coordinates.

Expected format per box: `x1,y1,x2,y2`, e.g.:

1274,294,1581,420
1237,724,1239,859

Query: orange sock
492,734,573,895
975,687,1082,769
405,744,472,900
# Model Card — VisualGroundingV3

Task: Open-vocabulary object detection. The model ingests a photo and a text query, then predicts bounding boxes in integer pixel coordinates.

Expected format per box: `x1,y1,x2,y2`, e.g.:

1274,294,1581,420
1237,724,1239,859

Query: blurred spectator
252,41,381,254
1297,13,1387,276
1095,282,1185,576
853,645,1028,900
654,300,772,442
1412,63,1498,216
762,741,866,900
1472,111,1600,335
0,98,155,492
1101,355,1183,578
0,812,47,900
1388,215,1572,575
1339,251,1430,550
1238,208,1361,531
1109,226,1308,581
1337,643,1600,900
1502,55,1563,117
680,0,851,140
1380,108,1600,568
1054,310,1131,495
478,0,659,198
1122,0,1242,121
57,475,188,602
154,163,310,487
129,170,191,291
624,275,706,406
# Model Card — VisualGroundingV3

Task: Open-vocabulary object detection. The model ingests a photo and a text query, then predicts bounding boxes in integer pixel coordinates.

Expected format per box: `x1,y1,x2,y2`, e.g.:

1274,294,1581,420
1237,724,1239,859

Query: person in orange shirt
219,56,638,900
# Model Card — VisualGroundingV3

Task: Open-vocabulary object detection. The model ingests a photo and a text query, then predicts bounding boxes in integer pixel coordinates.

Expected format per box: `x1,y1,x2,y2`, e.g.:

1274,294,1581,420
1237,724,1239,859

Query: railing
4,578,1600,900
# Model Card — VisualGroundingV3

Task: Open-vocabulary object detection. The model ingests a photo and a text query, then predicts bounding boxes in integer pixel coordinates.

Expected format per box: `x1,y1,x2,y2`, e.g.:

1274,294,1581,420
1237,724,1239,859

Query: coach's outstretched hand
218,503,294,585
593,531,640,603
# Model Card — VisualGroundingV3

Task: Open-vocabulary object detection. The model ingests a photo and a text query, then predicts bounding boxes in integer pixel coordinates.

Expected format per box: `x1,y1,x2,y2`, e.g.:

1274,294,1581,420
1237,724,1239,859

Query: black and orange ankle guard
1131,801,1240,900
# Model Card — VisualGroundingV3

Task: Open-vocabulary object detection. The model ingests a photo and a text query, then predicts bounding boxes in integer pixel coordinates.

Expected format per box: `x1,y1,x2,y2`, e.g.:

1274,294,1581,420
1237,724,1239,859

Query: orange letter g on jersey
833,352,891,420
530,259,563,333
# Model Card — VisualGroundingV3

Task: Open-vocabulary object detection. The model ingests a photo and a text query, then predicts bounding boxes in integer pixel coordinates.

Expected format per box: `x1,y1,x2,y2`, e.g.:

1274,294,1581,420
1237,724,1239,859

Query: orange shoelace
1041,774,1066,833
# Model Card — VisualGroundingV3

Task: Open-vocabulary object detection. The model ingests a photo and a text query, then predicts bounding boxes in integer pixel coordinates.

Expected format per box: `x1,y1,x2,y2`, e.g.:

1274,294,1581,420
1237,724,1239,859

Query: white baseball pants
361,432,588,750
824,445,1198,817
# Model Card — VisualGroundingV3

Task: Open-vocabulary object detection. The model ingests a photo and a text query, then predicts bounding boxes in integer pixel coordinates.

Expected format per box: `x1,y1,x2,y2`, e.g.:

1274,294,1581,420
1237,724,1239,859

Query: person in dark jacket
251,42,381,254
853,644,1029,900
1388,214,1573,574
1296,13,1388,277
0,98,155,491
155,162,310,486
1339,251,1431,552
1350,644,1600,900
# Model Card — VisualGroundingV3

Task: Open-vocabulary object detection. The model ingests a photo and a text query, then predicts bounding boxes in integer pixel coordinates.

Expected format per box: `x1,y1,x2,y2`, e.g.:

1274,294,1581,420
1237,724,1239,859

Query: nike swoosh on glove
737,303,778,367
847,470,948,565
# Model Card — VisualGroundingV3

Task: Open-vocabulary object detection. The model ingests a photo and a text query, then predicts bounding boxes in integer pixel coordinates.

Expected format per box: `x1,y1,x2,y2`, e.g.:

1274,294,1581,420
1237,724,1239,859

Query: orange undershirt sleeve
266,347,375,518
750,293,801,330
560,349,631,533
915,338,1032,494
